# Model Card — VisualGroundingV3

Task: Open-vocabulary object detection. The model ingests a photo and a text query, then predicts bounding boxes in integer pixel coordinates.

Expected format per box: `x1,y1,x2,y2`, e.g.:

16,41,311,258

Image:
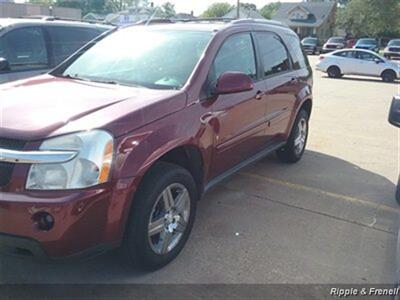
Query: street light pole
237,0,240,19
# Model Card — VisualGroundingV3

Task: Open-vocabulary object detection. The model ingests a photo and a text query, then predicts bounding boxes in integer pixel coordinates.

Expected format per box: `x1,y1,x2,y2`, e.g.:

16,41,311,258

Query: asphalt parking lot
0,56,399,285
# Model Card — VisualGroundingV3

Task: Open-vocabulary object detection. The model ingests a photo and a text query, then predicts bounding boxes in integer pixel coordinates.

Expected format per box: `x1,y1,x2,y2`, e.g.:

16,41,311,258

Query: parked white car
316,49,400,82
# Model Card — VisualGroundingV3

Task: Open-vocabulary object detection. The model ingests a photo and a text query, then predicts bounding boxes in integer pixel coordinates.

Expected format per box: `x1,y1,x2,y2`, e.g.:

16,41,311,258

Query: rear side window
283,34,309,70
47,26,101,66
334,51,356,58
0,27,48,71
256,32,290,77
211,33,257,82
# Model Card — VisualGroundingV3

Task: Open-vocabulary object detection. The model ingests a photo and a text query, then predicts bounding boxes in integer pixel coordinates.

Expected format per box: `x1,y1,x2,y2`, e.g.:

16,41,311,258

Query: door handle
255,90,265,100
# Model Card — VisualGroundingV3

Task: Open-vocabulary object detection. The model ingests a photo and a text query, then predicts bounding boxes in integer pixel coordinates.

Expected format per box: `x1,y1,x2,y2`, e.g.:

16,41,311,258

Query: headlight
26,130,114,190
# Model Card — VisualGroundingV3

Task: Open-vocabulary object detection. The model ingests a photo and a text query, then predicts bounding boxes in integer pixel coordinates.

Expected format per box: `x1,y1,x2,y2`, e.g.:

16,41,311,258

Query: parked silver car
384,39,400,60
0,18,110,84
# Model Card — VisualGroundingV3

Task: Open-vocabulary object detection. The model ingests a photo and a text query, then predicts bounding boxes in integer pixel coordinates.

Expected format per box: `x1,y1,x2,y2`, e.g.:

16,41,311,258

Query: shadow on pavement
248,150,398,209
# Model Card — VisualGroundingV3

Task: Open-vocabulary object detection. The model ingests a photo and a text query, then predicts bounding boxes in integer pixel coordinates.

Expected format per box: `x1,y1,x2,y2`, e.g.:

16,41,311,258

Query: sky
18,0,300,16
151,0,299,15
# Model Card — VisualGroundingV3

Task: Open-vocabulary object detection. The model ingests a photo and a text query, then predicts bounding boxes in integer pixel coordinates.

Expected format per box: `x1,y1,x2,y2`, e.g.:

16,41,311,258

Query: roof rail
231,19,288,28
19,15,79,22
176,17,234,23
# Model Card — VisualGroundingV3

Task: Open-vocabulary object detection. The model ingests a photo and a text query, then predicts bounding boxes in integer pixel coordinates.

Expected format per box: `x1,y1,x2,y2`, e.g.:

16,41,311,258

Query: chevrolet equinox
0,19,313,270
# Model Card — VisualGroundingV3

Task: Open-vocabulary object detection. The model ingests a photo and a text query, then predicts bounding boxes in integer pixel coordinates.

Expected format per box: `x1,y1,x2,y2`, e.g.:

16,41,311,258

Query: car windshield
303,38,317,45
57,28,212,90
388,40,400,46
357,39,376,45
328,38,344,43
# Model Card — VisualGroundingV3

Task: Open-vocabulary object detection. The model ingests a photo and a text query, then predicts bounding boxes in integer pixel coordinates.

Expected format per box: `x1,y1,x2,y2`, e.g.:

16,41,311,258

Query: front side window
356,51,378,61
0,27,48,72
257,32,290,76
211,33,257,82
57,28,212,90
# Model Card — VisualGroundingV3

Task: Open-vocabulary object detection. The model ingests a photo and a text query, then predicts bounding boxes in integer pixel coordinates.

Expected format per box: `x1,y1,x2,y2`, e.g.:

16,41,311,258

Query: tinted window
328,37,344,43
283,33,309,70
211,33,256,81
356,51,378,61
334,51,356,58
257,33,290,76
388,40,400,46
357,39,376,45
47,26,102,66
0,27,48,71
302,38,317,45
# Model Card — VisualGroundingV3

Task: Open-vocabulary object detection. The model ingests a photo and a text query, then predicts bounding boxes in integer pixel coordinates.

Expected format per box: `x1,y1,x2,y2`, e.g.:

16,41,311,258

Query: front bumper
0,178,136,259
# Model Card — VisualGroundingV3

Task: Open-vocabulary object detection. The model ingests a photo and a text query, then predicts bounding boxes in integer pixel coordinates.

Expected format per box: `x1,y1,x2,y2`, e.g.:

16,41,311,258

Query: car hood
0,75,187,141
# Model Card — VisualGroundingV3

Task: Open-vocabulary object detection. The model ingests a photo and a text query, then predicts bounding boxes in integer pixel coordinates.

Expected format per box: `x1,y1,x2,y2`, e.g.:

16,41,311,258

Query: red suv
0,20,312,269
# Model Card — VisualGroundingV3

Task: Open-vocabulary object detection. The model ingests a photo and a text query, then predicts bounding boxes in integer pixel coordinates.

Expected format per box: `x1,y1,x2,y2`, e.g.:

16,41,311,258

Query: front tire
327,66,342,78
382,70,396,83
276,109,309,163
122,162,197,270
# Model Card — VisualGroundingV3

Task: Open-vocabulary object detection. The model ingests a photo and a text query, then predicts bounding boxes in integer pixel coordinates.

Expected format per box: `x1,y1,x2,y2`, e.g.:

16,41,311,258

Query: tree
201,2,233,18
159,2,176,18
336,0,400,37
259,2,281,19
240,2,257,11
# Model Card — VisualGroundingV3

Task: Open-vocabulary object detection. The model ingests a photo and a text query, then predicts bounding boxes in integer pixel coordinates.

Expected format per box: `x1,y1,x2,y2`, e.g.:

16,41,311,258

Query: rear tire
122,162,197,270
382,70,396,83
327,66,342,78
276,109,309,164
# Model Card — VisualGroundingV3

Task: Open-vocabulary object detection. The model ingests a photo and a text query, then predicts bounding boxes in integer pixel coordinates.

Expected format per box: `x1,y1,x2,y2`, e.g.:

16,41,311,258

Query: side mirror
389,96,400,128
0,57,10,72
374,58,382,64
215,72,254,95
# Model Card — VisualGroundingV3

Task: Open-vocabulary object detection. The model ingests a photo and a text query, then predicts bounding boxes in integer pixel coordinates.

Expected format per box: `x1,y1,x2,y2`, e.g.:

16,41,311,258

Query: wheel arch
381,68,397,78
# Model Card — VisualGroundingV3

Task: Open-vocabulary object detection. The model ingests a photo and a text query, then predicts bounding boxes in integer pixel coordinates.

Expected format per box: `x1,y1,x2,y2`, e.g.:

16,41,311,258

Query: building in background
273,2,336,41
223,6,265,20
0,2,81,20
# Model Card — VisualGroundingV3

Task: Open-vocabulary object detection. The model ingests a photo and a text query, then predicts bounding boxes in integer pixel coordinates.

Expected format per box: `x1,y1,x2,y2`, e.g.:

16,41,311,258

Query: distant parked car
301,37,320,55
388,95,400,203
316,49,399,82
0,18,111,84
384,39,400,60
354,38,380,53
322,37,345,53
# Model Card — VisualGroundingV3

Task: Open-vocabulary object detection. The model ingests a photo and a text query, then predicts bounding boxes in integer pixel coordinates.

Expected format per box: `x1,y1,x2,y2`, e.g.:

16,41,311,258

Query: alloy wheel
147,183,191,255
294,118,307,155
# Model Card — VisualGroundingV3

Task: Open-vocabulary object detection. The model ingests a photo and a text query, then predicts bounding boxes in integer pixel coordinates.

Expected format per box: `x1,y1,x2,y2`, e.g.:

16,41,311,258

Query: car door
0,26,50,84
334,50,358,74
208,32,269,176
256,31,297,142
355,51,382,76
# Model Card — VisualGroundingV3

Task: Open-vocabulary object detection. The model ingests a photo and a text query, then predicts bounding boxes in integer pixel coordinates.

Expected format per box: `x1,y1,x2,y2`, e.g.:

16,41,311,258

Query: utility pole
236,0,240,19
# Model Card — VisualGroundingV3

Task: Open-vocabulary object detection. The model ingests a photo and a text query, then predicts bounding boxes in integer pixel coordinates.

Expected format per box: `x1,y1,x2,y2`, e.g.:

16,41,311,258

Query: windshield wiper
54,73,90,82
